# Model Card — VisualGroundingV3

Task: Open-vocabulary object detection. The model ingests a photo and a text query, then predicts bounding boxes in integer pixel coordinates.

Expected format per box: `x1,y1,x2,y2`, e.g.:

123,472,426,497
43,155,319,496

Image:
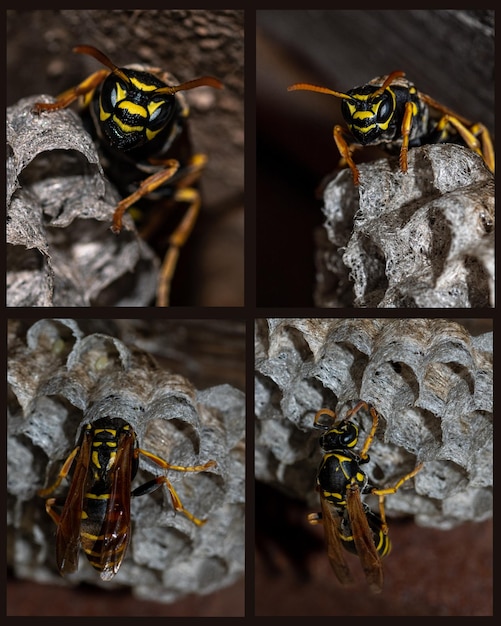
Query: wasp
38,417,216,581
34,45,223,306
288,71,494,185
310,401,423,593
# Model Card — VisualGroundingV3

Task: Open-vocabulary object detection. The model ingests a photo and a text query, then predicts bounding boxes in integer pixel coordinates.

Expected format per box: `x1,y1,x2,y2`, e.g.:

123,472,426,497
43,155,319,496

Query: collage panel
256,10,494,308
255,318,492,615
7,10,244,307
7,318,245,616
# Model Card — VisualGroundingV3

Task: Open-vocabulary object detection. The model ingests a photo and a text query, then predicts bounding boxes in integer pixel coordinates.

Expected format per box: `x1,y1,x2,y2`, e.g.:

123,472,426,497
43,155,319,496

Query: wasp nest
255,318,492,530
314,144,494,308
8,319,245,603
7,97,158,306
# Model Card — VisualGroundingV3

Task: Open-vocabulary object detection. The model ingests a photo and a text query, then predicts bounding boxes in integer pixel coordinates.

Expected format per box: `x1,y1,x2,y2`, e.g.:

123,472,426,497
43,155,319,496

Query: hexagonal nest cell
314,145,494,308
255,318,492,530
8,319,245,603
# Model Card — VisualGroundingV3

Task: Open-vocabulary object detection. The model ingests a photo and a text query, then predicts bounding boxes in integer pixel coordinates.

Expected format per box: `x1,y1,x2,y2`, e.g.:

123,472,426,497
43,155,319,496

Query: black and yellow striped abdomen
79,418,135,576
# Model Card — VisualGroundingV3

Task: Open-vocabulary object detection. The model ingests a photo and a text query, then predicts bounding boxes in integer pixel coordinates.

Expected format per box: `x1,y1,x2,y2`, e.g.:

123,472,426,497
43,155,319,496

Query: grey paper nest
314,144,494,308
255,318,492,530
7,319,245,603
7,97,159,306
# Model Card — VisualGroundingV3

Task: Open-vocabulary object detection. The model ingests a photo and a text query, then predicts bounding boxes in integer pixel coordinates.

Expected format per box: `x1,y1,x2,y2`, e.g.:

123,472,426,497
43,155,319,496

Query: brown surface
7,576,244,617
255,484,493,616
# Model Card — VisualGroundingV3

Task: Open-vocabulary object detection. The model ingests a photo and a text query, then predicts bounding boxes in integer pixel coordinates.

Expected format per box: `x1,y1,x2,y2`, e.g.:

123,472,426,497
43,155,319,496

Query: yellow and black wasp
310,401,423,593
38,417,216,581
288,71,494,185
34,45,223,306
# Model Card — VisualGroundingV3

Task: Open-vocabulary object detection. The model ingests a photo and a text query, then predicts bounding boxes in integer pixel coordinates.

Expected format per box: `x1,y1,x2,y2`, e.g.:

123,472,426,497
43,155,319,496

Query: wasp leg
38,445,80,498
470,122,495,173
137,447,216,474
399,100,416,173
135,448,216,526
132,475,208,526
371,462,423,534
156,153,208,307
43,496,68,526
344,401,379,460
313,407,337,428
307,511,322,525
435,115,495,173
111,160,181,233
334,125,360,185
33,69,110,113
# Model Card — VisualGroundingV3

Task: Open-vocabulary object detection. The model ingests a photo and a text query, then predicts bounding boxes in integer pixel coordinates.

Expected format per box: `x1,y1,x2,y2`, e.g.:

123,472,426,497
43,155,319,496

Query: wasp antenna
371,71,406,98
158,76,223,95
288,83,353,101
73,45,130,83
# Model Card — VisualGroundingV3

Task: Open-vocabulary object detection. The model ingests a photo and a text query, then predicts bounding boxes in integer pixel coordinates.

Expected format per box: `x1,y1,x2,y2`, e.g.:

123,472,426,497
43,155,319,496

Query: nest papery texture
314,144,494,308
255,318,492,530
7,97,158,306
8,319,245,602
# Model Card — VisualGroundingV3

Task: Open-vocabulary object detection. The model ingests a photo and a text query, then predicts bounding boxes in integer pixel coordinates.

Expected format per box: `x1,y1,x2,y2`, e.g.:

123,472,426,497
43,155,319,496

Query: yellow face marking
116,82,127,102
130,76,158,92
114,118,144,134
146,127,164,141
118,100,147,118
147,100,164,116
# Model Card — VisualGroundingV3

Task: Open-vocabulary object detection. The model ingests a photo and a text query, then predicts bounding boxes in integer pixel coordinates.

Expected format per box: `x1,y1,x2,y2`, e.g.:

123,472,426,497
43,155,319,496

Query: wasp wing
55,434,93,575
95,430,135,581
346,484,383,594
318,494,354,586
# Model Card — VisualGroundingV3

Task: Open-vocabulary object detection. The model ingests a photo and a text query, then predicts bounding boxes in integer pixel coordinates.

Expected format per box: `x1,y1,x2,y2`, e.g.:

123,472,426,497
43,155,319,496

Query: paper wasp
33,45,223,306
288,71,494,185
310,401,423,593
38,417,216,581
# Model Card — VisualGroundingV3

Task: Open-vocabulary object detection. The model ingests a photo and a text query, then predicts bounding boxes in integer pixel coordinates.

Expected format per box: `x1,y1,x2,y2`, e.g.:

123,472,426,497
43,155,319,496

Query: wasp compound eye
375,93,393,124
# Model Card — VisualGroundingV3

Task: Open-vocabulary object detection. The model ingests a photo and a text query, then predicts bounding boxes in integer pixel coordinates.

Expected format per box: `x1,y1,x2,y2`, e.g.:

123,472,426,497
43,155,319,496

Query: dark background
256,9,494,307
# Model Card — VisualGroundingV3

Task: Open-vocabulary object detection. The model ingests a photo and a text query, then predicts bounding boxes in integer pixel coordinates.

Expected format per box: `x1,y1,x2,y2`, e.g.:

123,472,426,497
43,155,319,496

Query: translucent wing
346,483,383,594
55,434,92,575
318,494,354,586
93,431,135,581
